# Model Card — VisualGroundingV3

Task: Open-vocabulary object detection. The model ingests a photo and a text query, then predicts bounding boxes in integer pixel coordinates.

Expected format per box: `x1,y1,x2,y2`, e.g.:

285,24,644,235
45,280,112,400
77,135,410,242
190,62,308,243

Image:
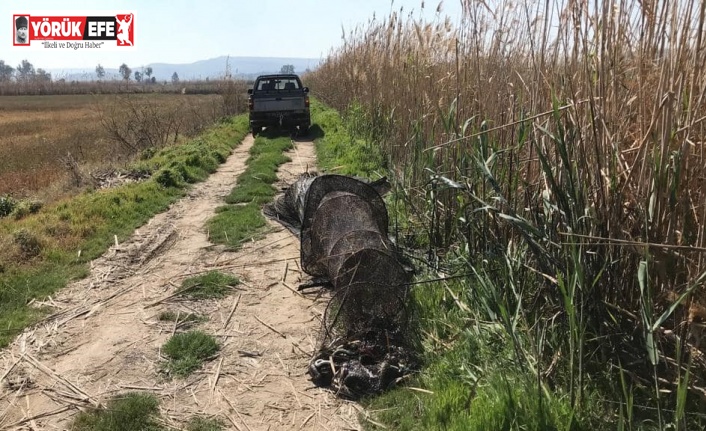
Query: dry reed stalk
280,281,305,298
288,380,303,409
299,411,315,429
0,354,24,384
24,354,100,408
282,260,289,283
1,406,72,429
171,311,180,337
211,357,223,393
222,293,241,330
254,316,287,339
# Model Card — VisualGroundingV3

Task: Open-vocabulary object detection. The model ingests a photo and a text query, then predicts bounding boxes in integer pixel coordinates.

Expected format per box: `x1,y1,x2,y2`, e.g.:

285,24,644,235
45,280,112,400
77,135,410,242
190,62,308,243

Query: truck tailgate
254,97,306,112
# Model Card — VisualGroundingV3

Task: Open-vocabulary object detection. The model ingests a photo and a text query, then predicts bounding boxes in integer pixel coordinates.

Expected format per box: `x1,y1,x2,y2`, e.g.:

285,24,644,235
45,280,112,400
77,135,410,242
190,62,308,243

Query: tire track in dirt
0,135,361,430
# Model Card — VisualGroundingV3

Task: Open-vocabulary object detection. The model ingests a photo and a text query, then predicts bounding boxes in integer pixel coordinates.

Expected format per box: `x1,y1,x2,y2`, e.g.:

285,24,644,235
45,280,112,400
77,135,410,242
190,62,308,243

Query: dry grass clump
307,0,706,425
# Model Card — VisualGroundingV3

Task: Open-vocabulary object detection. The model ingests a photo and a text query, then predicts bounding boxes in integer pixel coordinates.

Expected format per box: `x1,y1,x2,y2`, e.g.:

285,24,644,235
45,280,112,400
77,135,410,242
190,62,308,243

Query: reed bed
307,0,706,427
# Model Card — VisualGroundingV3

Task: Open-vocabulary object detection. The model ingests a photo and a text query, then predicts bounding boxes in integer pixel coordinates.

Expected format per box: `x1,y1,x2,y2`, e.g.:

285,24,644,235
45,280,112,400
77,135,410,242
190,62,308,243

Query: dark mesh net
304,195,387,277
265,173,416,399
310,280,414,398
262,172,316,235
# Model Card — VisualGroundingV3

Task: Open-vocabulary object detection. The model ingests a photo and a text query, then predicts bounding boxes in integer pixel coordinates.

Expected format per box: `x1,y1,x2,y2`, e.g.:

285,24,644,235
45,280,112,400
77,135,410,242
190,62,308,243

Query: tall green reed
307,0,706,424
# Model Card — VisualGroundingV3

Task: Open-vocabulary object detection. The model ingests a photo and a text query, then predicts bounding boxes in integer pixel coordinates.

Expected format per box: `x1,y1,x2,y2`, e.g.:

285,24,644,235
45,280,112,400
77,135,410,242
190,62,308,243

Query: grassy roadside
206,131,293,248
0,115,250,348
310,100,610,429
310,99,386,178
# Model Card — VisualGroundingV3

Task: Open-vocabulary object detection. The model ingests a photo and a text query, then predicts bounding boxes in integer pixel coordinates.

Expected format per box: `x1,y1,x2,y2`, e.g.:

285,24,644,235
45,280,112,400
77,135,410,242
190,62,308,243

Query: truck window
282,79,299,90
257,80,274,91
256,78,300,91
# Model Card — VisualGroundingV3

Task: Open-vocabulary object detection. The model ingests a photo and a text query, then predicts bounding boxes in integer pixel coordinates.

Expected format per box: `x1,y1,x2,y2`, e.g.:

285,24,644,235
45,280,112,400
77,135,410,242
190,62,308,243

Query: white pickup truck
247,74,311,135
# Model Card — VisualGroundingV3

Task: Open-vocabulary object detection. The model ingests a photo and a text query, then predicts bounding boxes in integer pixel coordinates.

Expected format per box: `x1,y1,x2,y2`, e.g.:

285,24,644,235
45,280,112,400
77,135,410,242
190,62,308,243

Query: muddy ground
0,135,362,430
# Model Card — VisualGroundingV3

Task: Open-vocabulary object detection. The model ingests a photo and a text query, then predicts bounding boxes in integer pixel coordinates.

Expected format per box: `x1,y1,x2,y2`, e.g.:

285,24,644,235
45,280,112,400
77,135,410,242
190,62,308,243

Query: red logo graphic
13,13,134,47
115,13,133,46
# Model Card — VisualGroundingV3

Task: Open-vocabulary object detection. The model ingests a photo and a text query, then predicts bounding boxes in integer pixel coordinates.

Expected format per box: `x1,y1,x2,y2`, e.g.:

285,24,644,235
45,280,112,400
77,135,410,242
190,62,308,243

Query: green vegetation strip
206,131,293,248
71,392,224,431
185,417,226,431
72,393,163,431
0,115,250,348
310,99,385,178
366,279,594,431
158,310,207,325
178,270,239,299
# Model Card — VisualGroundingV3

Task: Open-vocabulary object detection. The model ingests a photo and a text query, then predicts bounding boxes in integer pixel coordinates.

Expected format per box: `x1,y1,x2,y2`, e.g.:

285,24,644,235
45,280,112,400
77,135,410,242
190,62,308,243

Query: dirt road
0,135,361,430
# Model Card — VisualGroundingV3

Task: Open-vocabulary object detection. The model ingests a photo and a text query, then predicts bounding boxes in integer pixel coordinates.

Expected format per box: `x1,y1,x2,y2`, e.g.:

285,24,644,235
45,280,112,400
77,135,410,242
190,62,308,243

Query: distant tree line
117,63,159,84
2,59,304,86
0,59,51,82
1,58,296,87
0,59,178,85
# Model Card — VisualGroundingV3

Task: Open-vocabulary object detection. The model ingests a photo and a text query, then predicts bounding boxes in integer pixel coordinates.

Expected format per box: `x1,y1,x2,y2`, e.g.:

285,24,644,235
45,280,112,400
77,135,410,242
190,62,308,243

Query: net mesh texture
264,173,416,399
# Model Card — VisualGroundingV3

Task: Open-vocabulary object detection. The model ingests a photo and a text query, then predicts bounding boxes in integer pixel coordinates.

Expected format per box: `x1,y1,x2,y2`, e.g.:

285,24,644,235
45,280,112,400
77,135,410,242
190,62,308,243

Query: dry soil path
0,135,362,430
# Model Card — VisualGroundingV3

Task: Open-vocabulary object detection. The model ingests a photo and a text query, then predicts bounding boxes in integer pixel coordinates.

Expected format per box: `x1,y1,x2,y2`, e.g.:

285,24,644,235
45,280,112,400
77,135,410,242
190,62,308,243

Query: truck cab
247,74,311,135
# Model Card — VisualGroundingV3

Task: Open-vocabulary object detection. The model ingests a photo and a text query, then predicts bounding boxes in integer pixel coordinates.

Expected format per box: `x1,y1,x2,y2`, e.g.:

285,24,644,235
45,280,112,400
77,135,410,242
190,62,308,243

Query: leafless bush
217,79,247,117
99,92,240,155
59,151,85,187
99,95,185,153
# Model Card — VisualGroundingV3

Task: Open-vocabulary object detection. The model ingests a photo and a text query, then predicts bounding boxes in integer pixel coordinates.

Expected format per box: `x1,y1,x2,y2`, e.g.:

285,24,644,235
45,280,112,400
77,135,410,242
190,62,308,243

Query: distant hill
49,56,322,82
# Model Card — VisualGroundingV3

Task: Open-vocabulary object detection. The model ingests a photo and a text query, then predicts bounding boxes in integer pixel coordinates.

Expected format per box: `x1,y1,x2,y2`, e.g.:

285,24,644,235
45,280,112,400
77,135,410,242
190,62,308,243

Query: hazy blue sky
3,0,462,71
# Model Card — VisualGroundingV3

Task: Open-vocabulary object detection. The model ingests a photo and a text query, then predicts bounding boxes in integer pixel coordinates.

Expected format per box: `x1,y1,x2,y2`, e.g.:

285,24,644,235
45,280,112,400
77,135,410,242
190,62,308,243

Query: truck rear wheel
296,124,309,137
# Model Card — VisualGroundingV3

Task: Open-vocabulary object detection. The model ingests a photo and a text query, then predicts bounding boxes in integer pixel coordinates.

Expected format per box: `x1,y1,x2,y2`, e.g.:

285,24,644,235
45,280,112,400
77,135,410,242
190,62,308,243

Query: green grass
363,279,603,431
309,99,415,247
206,203,267,247
71,392,165,431
71,392,225,431
186,417,225,431
158,310,207,325
178,271,239,299
161,330,219,378
206,132,293,248
0,115,250,348
310,99,386,178
224,135,292,205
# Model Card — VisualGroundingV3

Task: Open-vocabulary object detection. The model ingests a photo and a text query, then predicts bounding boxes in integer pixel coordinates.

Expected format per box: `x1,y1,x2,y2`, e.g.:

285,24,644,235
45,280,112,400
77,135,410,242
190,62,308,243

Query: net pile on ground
264,173,416,398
